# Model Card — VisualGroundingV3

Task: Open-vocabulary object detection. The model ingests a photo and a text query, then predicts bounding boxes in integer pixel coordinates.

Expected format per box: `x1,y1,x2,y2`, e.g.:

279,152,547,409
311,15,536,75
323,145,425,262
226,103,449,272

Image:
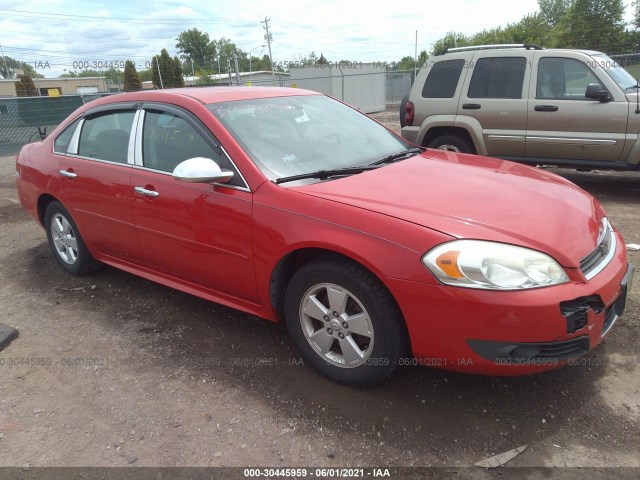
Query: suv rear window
468,57,526,99
422,60,465,98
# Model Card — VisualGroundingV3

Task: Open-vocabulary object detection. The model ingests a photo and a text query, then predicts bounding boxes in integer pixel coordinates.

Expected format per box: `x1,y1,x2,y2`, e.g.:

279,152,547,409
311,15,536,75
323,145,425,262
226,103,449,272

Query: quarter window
77,111,134,163
422,60,465,98
468,57,526,99
537,57,605,100
54,118,81,154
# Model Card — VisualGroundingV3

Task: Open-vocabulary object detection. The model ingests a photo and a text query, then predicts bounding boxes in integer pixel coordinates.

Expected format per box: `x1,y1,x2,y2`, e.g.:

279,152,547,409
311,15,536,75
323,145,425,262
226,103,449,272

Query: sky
0,0,622,78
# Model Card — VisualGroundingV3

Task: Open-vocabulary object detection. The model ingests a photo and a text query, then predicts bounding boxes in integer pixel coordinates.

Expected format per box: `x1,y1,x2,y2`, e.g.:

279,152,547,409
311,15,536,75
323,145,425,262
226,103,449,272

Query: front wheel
284,256,409,386
44,201,102,276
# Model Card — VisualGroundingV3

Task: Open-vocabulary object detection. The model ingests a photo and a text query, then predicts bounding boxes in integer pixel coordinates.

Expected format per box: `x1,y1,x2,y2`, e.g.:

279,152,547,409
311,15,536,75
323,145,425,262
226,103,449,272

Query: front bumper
384,231,632,375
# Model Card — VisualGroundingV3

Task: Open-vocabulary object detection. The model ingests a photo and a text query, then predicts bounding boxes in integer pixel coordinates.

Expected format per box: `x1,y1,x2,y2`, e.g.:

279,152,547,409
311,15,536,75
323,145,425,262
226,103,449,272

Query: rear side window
53,118,81,154
468,57,526,99
78,110,135,163
422,60,465,98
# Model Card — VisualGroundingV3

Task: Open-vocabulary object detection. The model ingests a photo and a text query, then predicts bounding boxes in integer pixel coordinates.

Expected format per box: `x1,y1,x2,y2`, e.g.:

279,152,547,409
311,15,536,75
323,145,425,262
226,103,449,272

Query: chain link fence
1,70,414,157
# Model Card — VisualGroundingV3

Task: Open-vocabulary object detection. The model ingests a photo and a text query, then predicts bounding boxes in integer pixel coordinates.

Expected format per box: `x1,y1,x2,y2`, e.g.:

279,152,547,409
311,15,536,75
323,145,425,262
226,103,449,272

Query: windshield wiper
370,147,424,166
275,165,380,184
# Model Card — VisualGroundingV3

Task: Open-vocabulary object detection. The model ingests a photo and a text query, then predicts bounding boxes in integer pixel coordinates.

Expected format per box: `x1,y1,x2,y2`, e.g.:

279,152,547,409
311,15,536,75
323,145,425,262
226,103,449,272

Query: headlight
422,240,569,290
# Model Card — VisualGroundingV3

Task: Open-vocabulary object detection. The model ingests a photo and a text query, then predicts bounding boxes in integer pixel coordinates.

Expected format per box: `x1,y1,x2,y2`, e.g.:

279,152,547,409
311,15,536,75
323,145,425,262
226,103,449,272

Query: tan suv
400,44,640,170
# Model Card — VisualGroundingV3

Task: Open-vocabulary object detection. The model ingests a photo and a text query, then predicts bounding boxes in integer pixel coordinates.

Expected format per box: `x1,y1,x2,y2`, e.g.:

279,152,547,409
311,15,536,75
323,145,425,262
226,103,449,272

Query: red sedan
16,87,633,386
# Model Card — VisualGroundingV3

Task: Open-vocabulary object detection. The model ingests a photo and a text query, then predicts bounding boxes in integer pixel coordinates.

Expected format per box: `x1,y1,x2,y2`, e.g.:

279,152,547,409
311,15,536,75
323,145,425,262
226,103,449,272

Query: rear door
57,105,142,263
130,104,256,302
526,52,628,162
457,51,532,156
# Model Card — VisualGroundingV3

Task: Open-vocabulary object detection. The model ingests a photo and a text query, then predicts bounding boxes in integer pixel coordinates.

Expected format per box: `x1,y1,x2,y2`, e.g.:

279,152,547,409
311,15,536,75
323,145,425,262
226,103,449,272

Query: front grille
580,218,616,280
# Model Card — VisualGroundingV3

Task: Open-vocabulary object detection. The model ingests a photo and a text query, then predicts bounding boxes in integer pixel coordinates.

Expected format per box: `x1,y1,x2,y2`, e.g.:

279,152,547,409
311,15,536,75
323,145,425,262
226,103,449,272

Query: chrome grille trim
580,218,616,281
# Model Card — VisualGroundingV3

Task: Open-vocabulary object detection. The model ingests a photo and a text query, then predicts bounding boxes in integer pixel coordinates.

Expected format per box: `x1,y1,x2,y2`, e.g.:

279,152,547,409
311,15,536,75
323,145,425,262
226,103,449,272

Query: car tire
428,134,475,154
44,201,102,276
399,94,409,128
284,255,409,387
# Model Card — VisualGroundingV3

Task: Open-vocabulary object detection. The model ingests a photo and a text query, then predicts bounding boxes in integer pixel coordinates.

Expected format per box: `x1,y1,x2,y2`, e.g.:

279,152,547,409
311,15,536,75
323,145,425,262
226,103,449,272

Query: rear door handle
534,105,559,112
134,186,160,197
59,169,77,178
462,103,481,110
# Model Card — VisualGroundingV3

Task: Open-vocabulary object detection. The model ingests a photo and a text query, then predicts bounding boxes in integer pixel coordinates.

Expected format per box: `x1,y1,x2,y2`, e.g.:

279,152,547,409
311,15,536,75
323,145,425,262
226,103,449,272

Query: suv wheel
428,134,474,154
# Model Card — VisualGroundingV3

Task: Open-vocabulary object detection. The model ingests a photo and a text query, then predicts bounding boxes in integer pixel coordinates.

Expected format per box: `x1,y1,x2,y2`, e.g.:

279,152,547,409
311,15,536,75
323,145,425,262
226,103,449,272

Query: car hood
291,151,604,268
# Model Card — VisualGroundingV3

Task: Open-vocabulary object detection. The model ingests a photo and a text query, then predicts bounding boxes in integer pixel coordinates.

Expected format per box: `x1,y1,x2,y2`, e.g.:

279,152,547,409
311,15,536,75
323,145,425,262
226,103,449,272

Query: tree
214,37,246,72
176,28,216,69
172,56,185,87
556,0,627,51
538,0,571,27
123,60,142,92
0,55,43,79
15,73,38,96
316,53,328,65
431,32,471,56
151,50,187,88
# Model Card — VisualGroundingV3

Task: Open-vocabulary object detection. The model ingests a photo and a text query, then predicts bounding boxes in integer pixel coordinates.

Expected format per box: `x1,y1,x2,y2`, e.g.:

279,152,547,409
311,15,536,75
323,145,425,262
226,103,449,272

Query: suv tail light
405,101,414,126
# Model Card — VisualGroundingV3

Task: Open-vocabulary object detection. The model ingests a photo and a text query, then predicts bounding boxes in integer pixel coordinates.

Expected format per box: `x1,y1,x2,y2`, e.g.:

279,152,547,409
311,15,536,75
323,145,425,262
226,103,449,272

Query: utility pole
261,16,276,86
0,43,10,78
155,55,164,89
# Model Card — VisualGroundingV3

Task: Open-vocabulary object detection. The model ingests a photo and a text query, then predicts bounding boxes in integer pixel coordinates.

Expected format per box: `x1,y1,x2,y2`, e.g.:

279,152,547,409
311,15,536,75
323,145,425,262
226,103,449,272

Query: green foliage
556,0,628,51
123,60,142,92
430,0,635,55
0,55,43,79
15,73,38,97
176,28,216,70
431,32,471,56
151,49,185,88
393,51,429,71
538,0,571,27
173,56,185,87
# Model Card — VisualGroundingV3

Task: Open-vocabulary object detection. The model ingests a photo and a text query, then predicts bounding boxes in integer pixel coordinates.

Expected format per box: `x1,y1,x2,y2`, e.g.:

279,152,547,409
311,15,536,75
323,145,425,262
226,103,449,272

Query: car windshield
592,54,637,91
207,95,411,182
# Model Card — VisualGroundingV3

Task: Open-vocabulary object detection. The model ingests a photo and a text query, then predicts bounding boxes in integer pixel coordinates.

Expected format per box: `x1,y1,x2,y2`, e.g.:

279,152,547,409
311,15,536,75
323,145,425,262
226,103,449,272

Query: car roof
105,86,321,105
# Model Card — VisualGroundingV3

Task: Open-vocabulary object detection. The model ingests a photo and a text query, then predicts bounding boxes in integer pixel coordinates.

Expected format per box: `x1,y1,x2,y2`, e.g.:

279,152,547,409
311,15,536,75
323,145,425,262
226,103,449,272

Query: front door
526,54,628,162
130,106,256,302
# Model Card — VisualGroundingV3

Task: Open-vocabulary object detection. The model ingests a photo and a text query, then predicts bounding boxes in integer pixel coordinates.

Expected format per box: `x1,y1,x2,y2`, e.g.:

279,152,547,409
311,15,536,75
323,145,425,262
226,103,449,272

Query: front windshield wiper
275,165,380,184
370,147,425,166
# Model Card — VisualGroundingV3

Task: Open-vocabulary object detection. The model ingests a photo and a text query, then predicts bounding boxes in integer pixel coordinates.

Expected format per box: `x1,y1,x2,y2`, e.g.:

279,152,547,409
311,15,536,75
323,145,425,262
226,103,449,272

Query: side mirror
585,84,611,102
172,157,234,184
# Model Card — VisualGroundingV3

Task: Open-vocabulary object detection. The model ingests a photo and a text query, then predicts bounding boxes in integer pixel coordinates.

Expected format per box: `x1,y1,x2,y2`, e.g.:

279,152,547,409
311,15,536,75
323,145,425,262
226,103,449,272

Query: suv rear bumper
401,126,419,145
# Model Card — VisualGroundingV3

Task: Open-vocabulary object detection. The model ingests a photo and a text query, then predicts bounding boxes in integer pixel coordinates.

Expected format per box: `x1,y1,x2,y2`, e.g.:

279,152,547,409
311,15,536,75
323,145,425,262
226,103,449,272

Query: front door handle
462,103,481,110
534,105,559,112
134,186,160,197
59,169,77,178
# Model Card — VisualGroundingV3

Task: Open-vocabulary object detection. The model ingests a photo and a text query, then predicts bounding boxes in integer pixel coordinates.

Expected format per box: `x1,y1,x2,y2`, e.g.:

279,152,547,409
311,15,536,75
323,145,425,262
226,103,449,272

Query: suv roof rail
446,44,544,53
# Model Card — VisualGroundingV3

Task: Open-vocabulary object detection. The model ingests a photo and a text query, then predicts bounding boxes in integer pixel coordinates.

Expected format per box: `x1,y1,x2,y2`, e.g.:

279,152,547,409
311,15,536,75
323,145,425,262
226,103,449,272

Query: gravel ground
1,111,639,472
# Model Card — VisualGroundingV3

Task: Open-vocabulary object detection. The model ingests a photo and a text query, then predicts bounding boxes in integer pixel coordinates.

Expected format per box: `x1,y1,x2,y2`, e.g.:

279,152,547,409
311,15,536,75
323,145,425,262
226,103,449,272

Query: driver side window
537,57,605,100
141,109,244,187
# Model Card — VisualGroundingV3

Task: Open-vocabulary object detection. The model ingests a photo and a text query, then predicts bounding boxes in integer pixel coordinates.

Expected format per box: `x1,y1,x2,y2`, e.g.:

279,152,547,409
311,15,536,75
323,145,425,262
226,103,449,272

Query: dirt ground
1,111,640,472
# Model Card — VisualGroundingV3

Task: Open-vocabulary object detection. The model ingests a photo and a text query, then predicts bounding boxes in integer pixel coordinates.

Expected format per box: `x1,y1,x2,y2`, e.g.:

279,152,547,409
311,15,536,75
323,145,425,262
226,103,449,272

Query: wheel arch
37,193,61,226
269,247,403,324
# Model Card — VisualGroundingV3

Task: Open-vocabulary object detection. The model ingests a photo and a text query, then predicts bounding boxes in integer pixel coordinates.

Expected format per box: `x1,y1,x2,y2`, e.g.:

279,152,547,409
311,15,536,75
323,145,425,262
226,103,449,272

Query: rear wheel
44,201,102,276
428,134,474,154
284,256,408,386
